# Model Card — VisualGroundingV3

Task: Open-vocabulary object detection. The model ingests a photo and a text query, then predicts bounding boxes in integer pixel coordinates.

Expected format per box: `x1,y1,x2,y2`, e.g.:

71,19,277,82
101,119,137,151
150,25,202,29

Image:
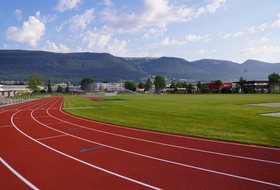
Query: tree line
26,72,280,95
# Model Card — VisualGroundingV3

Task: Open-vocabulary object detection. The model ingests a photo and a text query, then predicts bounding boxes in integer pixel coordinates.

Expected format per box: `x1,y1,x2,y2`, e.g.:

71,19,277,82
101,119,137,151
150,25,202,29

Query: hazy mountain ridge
0,50,279,83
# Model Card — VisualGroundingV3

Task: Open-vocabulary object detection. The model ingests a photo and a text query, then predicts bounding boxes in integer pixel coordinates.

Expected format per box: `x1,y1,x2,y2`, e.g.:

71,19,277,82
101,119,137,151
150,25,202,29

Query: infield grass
63,94,280,147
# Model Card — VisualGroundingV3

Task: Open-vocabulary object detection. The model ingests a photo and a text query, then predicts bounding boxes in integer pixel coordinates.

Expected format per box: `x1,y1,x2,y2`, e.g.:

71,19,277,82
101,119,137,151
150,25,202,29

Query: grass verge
63,94,280,147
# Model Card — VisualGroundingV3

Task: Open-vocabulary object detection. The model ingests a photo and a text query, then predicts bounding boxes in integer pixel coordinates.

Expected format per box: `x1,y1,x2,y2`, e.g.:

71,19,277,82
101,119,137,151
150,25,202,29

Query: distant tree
28,73,43,93
138,82,144,89
81,78,94,92
47,79,52,93
144,77,152,91
197,81,202,90
215,79,223,89
234,84,241,93
268,72,280,90
182,81,187,88
57,85,63,93
102,81,108,83
187,83,193,93
99,85,104,92
40,89,46,94
154,76,166,92
170,81,176,91
176,81,182,88
238,77,246,93
65,84,69,93
125,81,136,91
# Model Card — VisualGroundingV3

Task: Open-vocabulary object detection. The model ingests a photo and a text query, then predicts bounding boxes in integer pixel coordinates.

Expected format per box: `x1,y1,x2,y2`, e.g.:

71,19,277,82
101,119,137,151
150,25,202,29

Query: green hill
0,50,279,83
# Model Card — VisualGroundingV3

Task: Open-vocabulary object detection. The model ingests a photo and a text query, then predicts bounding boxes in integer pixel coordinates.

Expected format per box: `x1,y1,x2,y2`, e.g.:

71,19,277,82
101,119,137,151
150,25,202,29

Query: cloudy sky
1,0,280,63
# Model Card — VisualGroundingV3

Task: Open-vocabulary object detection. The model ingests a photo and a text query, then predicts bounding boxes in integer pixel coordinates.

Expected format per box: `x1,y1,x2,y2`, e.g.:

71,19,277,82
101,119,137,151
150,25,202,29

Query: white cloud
104,0,113,7
142,34,202,49
82,31,111,51
3,44,8,49
244,45,280,54
247,36,269,46
271,13,280,28
35,11,57,23
233,31,243,37
56,22,66,32
197,49,205,54
69,8,95,31
206,0,226,14
14,9,22,21
6,15,45,47
247,27,255,33
54,0,83,13
100,0,225,35
260,36,269,42
222,33,231,38
44,40,70,53
107,39,129,56
259,23,268,31
185,34,201,41
142,27,167,39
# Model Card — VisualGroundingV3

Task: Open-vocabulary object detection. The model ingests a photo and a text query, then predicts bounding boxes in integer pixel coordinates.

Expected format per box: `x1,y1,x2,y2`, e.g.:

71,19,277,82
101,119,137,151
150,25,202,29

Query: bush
221,88,232,94
243,87,255,94
271,89,280,94
200,88,210,94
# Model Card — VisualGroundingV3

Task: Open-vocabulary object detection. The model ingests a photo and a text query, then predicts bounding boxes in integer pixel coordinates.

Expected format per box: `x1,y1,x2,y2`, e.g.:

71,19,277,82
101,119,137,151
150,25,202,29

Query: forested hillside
0,50,279,83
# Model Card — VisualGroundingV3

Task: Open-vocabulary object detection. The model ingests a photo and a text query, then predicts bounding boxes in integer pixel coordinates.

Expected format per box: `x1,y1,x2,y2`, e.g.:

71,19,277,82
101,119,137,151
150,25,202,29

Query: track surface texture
1,97,280,189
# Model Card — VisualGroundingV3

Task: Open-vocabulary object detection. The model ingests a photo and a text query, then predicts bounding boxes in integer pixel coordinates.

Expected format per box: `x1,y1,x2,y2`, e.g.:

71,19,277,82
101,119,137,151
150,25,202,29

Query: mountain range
0,50,279,84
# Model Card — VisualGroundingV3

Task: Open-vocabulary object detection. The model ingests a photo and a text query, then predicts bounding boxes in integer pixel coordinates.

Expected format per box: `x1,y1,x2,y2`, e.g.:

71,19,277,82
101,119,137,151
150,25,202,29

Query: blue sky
1,0,280,63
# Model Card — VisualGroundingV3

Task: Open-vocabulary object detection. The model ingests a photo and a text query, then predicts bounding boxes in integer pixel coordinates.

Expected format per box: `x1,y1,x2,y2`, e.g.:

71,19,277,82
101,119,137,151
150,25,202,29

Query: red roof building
201,82,232,91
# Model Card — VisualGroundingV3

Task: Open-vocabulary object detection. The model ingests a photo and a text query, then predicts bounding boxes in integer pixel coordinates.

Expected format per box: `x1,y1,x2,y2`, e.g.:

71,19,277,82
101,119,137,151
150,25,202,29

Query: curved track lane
1,97,280,189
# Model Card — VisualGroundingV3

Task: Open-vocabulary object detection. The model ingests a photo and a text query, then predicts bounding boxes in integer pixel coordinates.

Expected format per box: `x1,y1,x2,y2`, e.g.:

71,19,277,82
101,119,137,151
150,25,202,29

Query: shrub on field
221,88,232,94
271,89,280,94
200,88,210,93
243,87,255,94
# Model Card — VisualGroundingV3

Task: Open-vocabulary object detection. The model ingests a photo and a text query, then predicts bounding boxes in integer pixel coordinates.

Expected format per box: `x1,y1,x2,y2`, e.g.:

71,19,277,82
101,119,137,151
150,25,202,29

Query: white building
95,83,125,92
0,85,31,97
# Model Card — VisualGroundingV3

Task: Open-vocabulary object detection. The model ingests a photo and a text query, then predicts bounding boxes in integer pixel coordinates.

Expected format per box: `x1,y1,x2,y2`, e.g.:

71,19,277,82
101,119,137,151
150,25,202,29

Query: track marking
49,105,280,165
0,157,39,190
28,98,280,188
11,98,162,190
0,125,13,128
36,134,68,141
60,102,280,151
80,145,104,153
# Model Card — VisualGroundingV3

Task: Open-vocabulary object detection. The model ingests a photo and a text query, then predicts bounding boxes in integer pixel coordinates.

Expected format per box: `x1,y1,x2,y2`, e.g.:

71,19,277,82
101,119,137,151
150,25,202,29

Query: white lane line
0,157,39,190
30,98,280,188
11,98,161,190
49,102,280,165
47,113,280,165
60,102,280,151
0,125,13,128
36,134,68,141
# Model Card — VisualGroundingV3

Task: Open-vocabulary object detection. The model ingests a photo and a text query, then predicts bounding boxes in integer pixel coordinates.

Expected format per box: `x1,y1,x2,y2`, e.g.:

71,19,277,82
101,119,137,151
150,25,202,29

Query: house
95,83,125,93
243,80,269,92
0,85,31,97
201,81,232,92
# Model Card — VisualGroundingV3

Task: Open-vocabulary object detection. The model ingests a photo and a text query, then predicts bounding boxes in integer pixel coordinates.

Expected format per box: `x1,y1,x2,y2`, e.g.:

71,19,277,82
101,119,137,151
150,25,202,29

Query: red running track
0,97,280,189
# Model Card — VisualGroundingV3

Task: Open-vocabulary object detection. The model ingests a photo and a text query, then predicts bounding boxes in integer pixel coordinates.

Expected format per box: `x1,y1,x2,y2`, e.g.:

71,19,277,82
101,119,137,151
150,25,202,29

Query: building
0,85,31,97
243,80,269,92
201,82,232,92
95,83,125,92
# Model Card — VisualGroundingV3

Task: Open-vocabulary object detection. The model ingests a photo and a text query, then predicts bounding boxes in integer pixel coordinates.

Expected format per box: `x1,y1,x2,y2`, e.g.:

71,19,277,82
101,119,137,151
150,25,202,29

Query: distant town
1,74,280,100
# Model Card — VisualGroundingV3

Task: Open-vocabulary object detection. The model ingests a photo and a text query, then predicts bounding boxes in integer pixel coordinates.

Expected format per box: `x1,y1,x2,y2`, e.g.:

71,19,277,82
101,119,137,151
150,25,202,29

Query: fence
0,96,30,106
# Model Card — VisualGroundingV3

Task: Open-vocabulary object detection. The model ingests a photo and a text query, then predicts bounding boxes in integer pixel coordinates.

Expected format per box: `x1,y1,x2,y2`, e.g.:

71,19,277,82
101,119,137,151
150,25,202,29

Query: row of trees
27,72,280,94
125,76,166,92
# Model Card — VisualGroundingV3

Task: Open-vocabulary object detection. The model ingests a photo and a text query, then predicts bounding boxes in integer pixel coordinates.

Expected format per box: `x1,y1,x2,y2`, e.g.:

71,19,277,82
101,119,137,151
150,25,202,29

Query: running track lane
0,97,280,189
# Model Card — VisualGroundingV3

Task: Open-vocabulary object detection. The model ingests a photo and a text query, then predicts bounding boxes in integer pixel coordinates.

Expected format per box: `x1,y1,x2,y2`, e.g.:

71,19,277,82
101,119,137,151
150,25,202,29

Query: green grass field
63,94,280,147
